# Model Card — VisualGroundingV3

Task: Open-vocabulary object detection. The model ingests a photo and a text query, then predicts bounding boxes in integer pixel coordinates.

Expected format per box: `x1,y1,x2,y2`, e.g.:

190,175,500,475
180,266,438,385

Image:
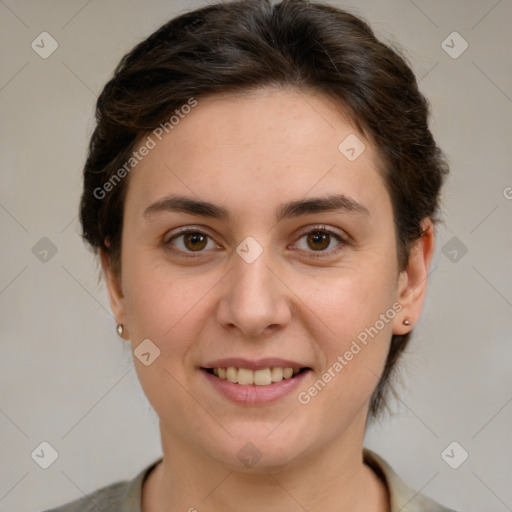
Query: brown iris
183,232,208,251
307,231,330,251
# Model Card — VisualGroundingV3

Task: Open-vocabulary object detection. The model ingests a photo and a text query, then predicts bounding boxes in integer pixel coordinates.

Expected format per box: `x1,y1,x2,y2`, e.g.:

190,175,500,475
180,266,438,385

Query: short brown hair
80,0,448,418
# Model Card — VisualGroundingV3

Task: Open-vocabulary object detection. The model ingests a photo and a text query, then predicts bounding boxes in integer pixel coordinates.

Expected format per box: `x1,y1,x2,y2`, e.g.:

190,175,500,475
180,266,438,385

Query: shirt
42,449,457,512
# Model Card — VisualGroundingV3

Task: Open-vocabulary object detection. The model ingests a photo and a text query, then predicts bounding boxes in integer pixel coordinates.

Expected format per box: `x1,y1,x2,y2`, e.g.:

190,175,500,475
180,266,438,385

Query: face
103,88,431,470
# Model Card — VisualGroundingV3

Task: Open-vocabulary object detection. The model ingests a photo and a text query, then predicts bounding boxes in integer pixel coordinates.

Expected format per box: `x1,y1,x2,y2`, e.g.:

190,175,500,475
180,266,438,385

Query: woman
45,0,454,510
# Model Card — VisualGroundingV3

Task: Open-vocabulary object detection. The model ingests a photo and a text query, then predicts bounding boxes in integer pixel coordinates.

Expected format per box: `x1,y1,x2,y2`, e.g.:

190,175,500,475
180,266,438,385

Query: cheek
121,258,217,409
295,262,399,344
122,253,221,349
292,259,398,402
294,273,397,421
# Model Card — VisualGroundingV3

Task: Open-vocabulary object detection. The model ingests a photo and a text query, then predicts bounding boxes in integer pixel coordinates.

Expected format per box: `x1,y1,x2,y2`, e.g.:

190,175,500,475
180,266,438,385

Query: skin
101,88,434,512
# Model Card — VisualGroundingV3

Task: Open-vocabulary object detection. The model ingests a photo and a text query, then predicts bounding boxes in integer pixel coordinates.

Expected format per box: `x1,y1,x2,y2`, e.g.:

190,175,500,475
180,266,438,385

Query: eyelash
292,225,349,258
163,224,349,259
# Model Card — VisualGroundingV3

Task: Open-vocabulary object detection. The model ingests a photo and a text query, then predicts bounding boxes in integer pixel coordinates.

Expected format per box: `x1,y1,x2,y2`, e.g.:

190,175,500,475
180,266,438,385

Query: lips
200,358,311,404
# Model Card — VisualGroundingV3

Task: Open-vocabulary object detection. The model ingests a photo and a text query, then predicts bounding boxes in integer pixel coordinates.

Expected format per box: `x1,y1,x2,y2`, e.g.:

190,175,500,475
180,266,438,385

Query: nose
216,249,292,340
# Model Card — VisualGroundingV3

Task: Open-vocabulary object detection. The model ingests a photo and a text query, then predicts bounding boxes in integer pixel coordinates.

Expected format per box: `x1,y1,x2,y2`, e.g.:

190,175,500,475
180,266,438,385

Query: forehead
124,88,390,219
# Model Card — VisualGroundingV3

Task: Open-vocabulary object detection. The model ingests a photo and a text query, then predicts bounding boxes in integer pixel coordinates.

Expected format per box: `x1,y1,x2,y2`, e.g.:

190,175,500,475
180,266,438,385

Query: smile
205,366,305,385
201,364,312,405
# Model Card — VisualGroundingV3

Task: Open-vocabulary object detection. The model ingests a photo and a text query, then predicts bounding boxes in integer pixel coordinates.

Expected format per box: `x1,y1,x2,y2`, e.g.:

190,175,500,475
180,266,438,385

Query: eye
164,229,219,254
292,226,348,256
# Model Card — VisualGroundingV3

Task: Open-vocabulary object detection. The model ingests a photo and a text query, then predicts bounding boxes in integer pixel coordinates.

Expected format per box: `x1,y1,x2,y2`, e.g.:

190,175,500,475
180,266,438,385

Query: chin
202,421,314,472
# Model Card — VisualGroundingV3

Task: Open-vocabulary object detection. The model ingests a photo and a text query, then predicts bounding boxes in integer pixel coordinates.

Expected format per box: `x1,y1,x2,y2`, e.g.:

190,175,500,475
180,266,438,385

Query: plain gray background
1,1,511,511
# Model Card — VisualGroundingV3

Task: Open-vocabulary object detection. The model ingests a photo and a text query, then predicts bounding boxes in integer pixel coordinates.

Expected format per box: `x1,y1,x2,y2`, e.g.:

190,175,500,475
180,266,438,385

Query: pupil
184,233,206,251
308,231,329,250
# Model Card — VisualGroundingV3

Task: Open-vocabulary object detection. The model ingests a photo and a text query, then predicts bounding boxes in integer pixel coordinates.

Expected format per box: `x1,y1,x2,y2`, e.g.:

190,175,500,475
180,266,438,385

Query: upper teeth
212,367,301,385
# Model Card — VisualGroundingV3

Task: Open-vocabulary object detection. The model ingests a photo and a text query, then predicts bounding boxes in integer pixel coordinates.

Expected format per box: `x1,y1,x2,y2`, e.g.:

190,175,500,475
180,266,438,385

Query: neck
142,419,389,512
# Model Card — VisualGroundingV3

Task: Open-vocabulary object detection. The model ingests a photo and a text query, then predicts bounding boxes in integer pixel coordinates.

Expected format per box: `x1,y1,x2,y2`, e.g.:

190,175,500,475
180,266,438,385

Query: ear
100,248,129,339
392,219,435,335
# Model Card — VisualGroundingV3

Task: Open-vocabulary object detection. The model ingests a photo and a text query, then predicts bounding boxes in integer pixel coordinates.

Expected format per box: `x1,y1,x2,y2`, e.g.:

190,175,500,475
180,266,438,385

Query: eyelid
289,224,350,256
293,223,349,240
163,225,222,256
163,224,350,257
163,225,217,243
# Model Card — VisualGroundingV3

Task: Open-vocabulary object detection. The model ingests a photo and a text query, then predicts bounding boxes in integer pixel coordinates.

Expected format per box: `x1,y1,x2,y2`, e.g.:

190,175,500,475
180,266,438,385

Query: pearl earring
116,323,124,336
403,319,411,326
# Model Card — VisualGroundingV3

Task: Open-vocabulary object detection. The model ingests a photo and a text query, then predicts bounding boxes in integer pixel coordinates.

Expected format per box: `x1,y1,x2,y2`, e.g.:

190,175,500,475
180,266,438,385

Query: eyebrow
143,193,370,222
